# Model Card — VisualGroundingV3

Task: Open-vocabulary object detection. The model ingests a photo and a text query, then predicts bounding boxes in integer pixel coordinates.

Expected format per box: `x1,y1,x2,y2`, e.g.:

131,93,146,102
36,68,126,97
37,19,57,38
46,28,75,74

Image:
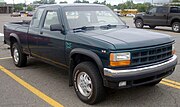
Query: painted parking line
162,79,180,86
0,65,64,107
0,57,12,60
160,81,180,90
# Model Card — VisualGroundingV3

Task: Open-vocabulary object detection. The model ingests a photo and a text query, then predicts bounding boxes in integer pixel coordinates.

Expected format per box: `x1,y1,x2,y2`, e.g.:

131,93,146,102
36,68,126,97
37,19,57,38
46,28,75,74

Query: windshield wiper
100,24,117,29
73,26,95,32
100,24,128,29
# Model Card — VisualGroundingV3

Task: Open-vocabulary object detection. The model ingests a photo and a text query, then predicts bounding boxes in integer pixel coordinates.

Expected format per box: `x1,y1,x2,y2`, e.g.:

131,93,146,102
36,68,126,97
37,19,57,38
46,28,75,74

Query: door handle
40,31,43,34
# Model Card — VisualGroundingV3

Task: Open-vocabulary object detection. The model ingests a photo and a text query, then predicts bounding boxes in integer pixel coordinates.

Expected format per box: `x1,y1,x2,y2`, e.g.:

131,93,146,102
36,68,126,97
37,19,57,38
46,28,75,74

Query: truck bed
4,20,31,45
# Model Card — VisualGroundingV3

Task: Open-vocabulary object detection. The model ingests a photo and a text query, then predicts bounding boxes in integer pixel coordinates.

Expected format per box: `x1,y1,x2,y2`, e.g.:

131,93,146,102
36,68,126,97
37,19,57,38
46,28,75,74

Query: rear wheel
11,43,27,67
73,62,105,104
172,22,180,33
135,19,144,28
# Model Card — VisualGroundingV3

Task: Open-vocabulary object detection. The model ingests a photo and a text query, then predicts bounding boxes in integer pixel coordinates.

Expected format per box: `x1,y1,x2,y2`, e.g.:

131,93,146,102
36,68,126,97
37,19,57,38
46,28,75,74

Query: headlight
172,44,175,54
110,52,131,66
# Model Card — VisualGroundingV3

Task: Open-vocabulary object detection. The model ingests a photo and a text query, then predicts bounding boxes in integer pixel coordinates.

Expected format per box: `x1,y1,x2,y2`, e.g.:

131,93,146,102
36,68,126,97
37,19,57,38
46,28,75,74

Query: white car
126,13,135,17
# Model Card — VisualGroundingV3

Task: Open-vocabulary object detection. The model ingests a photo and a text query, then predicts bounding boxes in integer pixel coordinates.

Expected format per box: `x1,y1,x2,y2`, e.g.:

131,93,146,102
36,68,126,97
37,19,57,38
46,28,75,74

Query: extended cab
4,4,178,104
134,6,180,32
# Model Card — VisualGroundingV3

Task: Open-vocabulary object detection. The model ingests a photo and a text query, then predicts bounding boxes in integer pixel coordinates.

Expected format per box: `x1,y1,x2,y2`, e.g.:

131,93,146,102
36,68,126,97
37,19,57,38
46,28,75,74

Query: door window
149,8,157,14
43,11,60,29
31,8,44,27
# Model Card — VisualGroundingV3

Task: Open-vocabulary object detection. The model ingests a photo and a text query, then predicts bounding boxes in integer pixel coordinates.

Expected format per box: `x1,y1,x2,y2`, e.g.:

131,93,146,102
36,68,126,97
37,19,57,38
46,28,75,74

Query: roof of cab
38,3,105,8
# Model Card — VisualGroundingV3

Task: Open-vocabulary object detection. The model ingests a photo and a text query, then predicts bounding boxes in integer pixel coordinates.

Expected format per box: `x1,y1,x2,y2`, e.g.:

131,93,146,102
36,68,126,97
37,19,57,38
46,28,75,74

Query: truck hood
85,28,173,50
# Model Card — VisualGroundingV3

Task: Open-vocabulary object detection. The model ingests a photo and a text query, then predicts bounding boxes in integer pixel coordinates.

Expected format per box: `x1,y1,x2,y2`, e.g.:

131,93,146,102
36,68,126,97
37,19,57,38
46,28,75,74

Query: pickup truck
4,4,178,104
134,6,180,32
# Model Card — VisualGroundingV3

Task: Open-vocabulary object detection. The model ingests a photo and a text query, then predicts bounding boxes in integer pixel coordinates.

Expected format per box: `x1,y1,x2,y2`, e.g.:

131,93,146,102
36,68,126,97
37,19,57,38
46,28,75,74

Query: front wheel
135,19,144,28
11,43,27,67
172,22,180,33
73,62,105,104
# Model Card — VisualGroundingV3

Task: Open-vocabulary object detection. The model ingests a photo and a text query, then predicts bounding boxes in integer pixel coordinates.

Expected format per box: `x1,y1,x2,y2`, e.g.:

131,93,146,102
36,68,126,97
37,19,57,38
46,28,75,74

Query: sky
4,0,172,5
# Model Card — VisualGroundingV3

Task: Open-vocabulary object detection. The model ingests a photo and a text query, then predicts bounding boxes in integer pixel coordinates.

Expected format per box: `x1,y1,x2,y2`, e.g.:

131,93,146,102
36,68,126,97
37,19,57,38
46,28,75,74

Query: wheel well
171,19,180,26
10,37,17,47
10,37,17,56
135,17,143,22
69,53,101,86
71,53,98,71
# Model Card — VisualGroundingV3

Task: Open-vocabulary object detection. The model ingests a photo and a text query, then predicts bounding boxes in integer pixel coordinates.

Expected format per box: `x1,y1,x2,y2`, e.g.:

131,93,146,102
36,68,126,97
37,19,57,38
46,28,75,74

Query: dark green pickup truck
4,4,178,104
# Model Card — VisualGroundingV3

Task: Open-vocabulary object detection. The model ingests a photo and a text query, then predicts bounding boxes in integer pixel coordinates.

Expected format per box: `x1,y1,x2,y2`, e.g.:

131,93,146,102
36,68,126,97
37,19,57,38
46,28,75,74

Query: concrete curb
0,33,4,42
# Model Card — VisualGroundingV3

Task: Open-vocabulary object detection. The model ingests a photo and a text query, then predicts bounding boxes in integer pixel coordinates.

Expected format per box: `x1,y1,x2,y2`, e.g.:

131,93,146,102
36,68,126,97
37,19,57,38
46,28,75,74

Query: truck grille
131,44,172,66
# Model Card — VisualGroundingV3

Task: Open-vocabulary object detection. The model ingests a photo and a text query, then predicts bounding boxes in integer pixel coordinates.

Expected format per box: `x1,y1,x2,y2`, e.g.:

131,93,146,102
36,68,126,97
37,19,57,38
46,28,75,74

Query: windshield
64,6,124,29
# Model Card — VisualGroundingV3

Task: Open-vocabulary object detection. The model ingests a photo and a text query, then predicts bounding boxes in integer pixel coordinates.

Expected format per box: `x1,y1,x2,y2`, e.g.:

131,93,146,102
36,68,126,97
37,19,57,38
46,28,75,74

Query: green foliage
103,1,152,12
136,3,152,12
60,1,68,3
14,4,24,12
93,0,100,4
74,0,89,3
172,0,180,2
33,0,55,4
27,6,33,11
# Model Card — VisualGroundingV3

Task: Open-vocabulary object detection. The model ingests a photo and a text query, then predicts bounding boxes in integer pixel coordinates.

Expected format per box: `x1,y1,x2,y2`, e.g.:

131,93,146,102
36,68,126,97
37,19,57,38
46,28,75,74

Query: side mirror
146,11,150,14
50,24,63,31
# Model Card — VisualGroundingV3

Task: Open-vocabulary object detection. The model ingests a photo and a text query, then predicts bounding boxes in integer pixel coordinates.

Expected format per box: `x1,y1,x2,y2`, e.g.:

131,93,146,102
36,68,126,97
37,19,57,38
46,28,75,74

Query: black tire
172,22,180,33
135,19,144,28
73,62,105,104
11,43,27,67
149,25,156,29
145,79,161,86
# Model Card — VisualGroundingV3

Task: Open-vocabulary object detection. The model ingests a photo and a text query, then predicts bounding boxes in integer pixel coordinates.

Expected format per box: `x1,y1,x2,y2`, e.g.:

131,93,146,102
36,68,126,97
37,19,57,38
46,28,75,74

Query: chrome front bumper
104,55,178,77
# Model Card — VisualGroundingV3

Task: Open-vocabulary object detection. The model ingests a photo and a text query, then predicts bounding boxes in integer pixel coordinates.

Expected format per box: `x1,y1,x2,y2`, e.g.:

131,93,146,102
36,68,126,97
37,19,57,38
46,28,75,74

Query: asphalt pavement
0,15,179,107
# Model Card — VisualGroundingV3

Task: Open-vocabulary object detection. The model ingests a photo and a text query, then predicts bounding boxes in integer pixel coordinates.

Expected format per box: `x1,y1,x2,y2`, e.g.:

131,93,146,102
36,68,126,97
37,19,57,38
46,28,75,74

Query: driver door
37,8,67,66
143,7,157,25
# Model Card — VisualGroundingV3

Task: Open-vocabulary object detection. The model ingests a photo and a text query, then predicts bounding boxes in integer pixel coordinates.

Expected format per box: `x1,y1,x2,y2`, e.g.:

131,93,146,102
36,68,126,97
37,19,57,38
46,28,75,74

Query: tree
33,0,55,4
82,0,89,3
93,0,100,4
74,0,81,3
14,4,23,12
60,1,68,3
172,0,180,2
74,0,89,3
49,0,56,4
27,6,33,11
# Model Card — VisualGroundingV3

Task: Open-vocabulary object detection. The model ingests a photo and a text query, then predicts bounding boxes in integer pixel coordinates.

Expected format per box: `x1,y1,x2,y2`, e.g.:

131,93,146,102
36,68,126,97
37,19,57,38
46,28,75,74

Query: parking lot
0,14,180,107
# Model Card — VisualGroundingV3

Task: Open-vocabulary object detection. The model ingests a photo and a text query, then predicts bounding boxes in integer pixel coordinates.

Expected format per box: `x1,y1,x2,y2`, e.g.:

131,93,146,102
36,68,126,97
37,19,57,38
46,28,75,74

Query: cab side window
157,7,168,13
31,8,44,27
170,7,180,13
43,11,60,29
149,8,157,14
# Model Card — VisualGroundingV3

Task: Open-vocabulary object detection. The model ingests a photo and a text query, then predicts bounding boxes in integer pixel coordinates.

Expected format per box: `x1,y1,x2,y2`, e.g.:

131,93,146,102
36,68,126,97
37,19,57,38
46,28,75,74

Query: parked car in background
134,6,180,32
126,13,135,17
10,12,20,17
27,11,34,17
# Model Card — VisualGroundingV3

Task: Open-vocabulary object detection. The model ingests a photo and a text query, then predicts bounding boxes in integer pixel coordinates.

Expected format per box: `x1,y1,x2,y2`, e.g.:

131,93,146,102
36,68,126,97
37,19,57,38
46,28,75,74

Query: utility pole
13,0,15,12
25,0,26,11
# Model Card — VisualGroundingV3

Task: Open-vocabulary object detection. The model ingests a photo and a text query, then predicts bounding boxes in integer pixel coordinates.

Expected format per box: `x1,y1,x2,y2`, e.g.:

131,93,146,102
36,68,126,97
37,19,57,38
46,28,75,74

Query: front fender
68,48,104,86
9,33,21,45
70,48,103,73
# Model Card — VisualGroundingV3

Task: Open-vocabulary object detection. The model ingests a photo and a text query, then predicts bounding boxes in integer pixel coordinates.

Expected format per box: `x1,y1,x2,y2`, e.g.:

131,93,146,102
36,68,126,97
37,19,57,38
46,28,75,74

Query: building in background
0,0,12,13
